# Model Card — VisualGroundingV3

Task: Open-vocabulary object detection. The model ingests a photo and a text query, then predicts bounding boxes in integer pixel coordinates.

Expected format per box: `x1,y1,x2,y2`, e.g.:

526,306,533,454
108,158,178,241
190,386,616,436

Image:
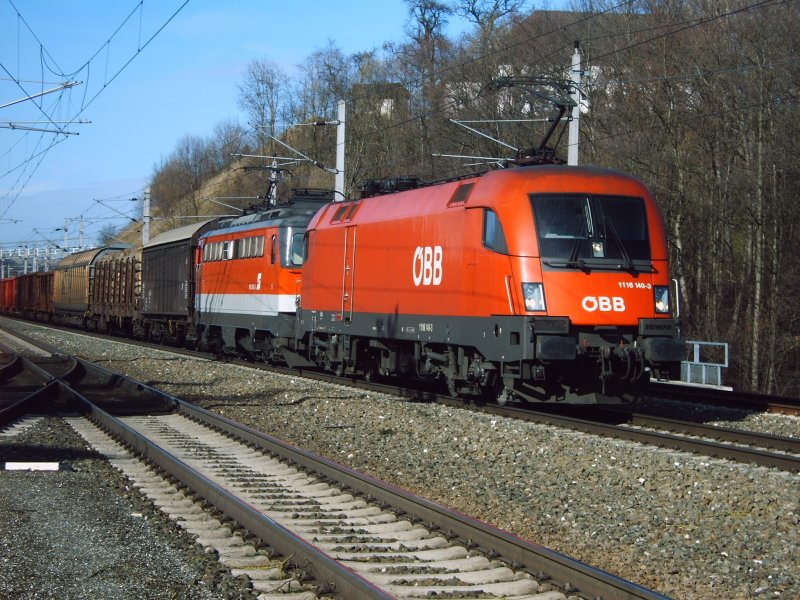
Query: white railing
681,340,729,387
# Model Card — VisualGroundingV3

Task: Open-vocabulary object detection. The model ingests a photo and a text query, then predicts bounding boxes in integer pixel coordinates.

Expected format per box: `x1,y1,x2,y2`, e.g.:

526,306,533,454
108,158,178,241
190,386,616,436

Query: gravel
3,318,799,600
0,417,258,600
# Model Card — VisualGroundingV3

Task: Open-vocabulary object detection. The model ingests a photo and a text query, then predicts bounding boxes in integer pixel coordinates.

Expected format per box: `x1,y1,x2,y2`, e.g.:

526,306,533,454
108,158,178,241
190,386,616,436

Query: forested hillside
144,0,799,395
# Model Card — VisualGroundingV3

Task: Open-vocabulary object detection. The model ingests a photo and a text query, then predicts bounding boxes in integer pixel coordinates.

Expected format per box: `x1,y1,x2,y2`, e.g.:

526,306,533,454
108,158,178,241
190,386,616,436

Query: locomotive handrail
671,278,681,318
504,274,515,313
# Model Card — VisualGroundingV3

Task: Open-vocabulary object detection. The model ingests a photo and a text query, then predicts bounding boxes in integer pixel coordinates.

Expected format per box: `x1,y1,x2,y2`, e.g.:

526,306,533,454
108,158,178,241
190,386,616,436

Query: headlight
654,286,670,314
522,282,546,312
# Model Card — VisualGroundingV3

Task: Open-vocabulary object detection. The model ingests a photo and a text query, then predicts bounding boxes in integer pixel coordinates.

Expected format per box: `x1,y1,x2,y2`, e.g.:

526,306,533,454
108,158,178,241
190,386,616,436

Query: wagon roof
201,205,325,239
54,245,129,270
144,220,217,249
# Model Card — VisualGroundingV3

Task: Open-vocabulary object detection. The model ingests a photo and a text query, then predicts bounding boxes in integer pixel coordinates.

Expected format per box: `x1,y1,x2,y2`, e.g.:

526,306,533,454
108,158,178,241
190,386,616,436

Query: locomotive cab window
289,232,305,266
483,209,509,254
531,194,650,264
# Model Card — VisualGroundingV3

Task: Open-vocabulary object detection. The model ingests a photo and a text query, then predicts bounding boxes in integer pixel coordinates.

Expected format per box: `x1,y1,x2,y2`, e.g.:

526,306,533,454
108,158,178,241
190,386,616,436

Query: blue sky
0,0,477,251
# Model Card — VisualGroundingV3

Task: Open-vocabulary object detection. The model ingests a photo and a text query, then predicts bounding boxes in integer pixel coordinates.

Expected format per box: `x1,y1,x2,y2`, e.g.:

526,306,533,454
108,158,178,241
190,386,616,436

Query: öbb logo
582,296,626,312
413,246,443,286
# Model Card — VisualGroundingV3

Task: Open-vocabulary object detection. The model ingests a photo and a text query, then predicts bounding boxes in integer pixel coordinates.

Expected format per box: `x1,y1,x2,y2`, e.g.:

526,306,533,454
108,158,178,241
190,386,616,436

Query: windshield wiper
544,258,591,271
543,257,652,272
603,216,636,272
555,213,590,270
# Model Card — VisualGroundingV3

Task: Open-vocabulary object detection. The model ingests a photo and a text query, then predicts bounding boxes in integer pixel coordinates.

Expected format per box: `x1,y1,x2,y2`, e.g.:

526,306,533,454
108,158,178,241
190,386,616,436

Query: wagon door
341,225,357,323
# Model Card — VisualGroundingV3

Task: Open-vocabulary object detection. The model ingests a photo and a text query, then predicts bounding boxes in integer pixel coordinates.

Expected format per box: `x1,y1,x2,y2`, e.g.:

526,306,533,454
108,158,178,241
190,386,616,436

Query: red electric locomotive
296,165,685,403
195,190,332,360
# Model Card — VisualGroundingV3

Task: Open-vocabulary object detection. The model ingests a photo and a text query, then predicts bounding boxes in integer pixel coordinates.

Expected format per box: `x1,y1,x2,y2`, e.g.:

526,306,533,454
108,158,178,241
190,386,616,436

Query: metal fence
681,340,729,387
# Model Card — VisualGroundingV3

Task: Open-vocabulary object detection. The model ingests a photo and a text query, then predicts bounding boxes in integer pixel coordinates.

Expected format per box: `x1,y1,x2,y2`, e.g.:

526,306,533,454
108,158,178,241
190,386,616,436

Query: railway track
6,313,800,414
308,371,800,473
291,371,800,473
4,318,799,474
647,380,800,416
458,401,800,473
0,325,669,600
6,313,800,417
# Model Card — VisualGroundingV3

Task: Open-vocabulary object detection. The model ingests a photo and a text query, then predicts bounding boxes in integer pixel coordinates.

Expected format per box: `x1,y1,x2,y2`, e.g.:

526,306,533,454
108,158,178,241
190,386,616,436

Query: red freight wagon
0,277,17,314
297,165,685,403
16,272,53,319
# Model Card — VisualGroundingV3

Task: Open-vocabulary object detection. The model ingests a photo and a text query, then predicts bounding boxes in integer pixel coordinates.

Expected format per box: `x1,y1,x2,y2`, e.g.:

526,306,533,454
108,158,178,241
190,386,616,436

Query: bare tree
211,119,248,171
381,0,455,177
454,0,526,51
282,42,359,192
237,60,290,151
97,223,121,246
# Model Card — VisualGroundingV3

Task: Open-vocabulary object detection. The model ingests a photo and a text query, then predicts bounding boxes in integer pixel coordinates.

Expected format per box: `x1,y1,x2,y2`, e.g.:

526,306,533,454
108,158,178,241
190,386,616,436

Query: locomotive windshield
530,194,650,268
289,232,305,266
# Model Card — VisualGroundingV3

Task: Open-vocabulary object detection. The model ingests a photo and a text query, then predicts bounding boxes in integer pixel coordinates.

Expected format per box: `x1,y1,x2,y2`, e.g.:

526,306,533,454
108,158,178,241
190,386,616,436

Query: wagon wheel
363,361,380,384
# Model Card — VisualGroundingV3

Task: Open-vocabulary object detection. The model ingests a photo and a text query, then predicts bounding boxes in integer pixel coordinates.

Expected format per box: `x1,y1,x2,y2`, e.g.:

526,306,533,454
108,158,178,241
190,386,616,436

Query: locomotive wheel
495,386,513,406
208,335,224,358
447,378,459,397
363,362,379,383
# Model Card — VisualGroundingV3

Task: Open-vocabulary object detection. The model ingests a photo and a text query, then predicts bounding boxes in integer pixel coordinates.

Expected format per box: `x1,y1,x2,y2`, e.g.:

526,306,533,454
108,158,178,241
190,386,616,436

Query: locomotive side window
483,209,509,254
235,237,252,259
